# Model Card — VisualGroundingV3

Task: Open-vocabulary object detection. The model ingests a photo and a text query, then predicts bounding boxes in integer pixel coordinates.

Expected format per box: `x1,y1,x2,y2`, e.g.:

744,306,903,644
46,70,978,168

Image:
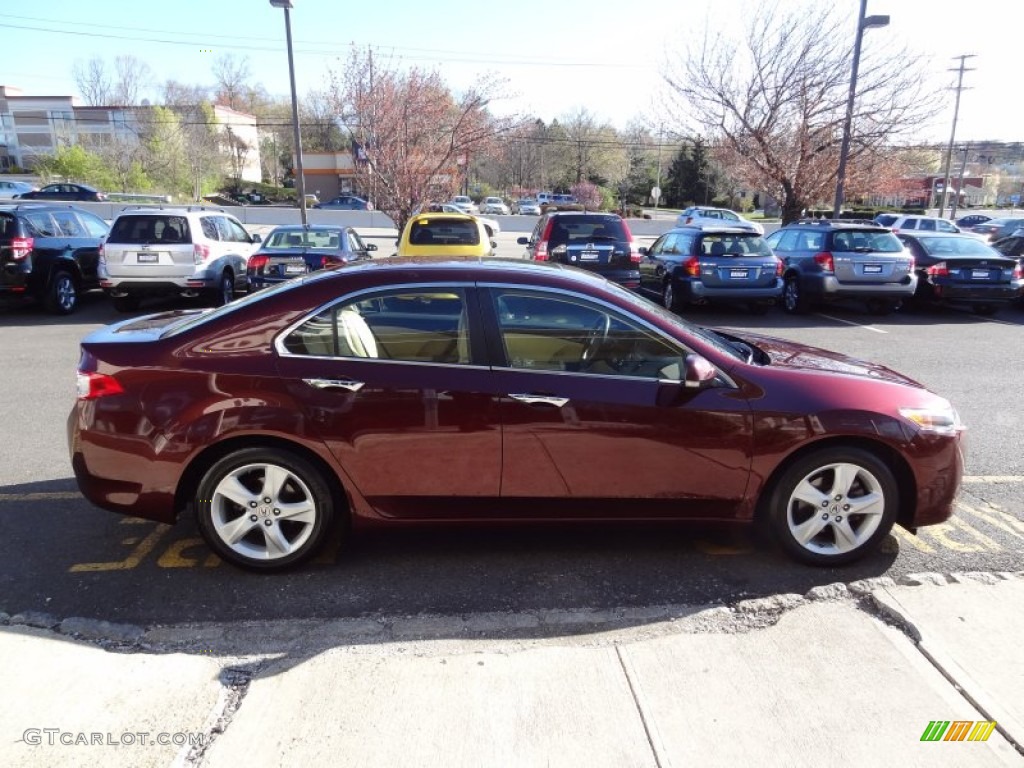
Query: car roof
271,224,350,231
671,225,758,235
0,202,92,213
897,231,983,239
409,212,475,222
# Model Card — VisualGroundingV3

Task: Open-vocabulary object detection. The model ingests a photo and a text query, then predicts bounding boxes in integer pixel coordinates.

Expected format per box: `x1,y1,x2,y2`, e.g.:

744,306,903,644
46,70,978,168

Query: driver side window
489,289,684,378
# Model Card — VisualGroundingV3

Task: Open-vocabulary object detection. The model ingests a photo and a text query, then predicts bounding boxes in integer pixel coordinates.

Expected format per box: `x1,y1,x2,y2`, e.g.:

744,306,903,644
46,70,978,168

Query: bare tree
213,54,252,110
560,108,624,186
73,57,112,106
662,1,938,222
112,55,152,105
328,46,520,230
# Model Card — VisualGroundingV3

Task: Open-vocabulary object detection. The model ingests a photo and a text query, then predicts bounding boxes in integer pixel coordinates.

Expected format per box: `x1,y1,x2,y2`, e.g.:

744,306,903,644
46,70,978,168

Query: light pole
937,54,976,219
269,0,308,226
832,0,889,220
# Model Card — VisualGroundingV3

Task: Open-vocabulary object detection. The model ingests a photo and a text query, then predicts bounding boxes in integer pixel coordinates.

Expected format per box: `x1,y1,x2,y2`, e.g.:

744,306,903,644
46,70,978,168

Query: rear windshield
408,218,480,246
830,230,903,253
547,215,626,244
699,233,772,256
265,229,343,249
108,215,191,245
916,236,1001,257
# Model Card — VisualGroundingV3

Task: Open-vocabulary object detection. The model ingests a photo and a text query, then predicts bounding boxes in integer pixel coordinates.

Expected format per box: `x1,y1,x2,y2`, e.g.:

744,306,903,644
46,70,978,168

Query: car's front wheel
767,447,897,566
214,271,235,306
196,448,336,571
45,270,77,314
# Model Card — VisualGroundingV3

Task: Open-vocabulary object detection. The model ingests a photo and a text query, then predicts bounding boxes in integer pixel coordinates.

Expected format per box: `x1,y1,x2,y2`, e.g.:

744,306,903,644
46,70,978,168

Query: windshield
265,228,344,249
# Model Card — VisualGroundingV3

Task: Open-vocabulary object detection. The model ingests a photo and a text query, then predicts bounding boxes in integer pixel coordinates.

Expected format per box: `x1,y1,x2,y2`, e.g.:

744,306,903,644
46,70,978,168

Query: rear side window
24,211,58,237
200,217,220,240
52,211,85,237
409,218,479,246
109,215,191,244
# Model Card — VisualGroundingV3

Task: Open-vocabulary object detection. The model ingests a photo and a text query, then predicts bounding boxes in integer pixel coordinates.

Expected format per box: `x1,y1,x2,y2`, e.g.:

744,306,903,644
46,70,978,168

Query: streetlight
269,0,308,226
832,0,889,220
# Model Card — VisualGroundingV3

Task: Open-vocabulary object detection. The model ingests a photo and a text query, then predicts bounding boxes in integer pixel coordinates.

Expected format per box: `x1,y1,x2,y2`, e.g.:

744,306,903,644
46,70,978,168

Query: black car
638,226,783,313
247,225,377,289
16,182,107,202
518,212,640,289
955,214,992,229
0,204,109,313
764,220,916,314
314,195,372,210
897,232,1023,315
968,217,1024,242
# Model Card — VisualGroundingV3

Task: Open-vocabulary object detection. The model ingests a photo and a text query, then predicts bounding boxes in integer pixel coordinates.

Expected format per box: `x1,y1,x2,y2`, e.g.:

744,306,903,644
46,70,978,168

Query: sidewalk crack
615,645,667,768
173,663,258,767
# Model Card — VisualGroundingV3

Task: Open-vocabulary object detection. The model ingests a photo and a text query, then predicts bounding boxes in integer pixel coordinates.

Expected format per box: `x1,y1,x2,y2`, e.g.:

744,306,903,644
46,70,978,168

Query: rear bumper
676,277,783,302
927,278,1024,302
100,272,221,297
804,274,917,300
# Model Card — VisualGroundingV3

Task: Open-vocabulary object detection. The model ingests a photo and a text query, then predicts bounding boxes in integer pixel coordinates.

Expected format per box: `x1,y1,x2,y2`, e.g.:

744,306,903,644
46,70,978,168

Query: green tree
35,145,112,188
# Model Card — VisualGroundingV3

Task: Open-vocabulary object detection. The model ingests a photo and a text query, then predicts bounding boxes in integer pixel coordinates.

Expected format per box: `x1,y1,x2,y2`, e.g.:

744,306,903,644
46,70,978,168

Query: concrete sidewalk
2,574,1022,768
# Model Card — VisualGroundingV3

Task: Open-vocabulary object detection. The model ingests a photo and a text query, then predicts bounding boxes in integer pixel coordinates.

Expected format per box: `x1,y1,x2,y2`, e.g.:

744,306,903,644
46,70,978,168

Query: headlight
899,404,963,436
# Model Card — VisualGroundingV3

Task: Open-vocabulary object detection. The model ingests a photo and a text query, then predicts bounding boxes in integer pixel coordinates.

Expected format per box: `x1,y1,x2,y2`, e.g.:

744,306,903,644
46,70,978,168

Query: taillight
813,252,835,273
321,256,344,269
1012,263,1022,279
775,258,784,277
10,236,33,260
76,372,124,400
927,262,950,277
193,243,210,264
534,218,555,261
248,254,268,271
623,220,641,263
683,255,701,277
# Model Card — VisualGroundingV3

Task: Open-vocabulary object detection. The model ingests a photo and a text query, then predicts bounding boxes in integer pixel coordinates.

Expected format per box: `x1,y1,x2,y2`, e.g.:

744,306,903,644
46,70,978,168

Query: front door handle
508,393,569,407
303,378,365,392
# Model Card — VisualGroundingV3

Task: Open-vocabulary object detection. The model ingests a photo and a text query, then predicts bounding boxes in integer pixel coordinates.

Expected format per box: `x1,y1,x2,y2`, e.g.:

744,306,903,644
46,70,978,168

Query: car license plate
729,269,749,279
284,264,306,274
863,264,883,274
579,250,599,261
971,269,990,279
137,252,158,264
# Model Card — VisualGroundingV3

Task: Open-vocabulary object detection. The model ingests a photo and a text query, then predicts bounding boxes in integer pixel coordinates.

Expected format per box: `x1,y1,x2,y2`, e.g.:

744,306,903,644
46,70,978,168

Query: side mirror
516,236,529,245
251,233,262,243
683,353,718,388
367,243,378,251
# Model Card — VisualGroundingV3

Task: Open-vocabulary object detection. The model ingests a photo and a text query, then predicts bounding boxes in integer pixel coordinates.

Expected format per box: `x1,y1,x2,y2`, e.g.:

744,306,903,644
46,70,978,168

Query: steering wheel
580,314,611,365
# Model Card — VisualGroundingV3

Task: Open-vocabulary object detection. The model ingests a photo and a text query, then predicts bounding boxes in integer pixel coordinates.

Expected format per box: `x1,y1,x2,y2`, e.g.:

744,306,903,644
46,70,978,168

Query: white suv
99,207,260,312
675,206,764,234
886,215,961,234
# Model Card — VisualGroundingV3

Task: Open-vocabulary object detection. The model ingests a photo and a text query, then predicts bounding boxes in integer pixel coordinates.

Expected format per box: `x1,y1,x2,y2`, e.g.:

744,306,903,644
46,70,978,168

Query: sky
1,0,1019,146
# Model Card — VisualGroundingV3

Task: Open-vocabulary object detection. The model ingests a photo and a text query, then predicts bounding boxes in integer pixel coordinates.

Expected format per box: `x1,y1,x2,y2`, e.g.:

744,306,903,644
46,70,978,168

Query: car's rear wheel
782,275,809,314
662,278,681,313
112,295,140,313
767,447,897,566
196,448,336,571
45,270,77,315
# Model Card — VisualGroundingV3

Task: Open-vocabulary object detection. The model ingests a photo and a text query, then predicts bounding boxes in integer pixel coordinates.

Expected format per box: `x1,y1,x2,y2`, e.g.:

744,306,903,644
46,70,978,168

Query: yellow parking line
69,525,170,572
957,502,1024,539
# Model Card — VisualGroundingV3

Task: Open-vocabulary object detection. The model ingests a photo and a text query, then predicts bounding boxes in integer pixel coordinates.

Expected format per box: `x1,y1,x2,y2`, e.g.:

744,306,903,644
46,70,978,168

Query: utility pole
950,144,969,219
937,54,976,219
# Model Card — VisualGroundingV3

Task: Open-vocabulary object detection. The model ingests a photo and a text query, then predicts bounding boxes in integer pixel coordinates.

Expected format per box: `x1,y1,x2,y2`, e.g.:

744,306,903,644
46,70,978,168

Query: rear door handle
508,393,569,407
303,378,365,392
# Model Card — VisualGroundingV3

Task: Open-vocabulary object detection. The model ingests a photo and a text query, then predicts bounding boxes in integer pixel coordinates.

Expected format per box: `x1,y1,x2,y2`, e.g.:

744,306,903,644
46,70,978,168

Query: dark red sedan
69,259,965,571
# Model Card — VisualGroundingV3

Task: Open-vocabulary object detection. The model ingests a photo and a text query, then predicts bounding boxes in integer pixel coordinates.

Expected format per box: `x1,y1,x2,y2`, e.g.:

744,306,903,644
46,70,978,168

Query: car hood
732,330,925,388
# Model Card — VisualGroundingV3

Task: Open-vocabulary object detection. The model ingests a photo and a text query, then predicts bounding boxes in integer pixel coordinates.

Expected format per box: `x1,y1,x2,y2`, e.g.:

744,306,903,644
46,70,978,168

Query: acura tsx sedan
68,259,965,571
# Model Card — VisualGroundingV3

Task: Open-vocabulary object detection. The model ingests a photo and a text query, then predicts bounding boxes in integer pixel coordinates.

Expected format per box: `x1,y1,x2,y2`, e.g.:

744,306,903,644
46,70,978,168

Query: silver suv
100,207,259,312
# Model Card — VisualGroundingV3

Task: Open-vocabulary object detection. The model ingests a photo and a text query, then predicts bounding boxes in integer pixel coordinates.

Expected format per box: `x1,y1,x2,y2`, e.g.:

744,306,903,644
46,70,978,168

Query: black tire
662,278,681,313
112,295,140,313
214,271,235,307
766,446,897,566
972,303,997,316
44,270,78,315
195,447,337,571
782,275,809,314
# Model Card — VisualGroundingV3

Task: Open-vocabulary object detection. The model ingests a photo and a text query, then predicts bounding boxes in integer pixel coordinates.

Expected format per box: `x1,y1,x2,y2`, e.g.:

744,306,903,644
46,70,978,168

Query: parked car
764,220,916,314
897,232,1023,315
518,211,640,289
314,195,372,210
0,180,37,199
955,214,992,229
396,212,495,258
675,206,764,235
639,226,783,313
886,215,962,234
415,203,500,235
68,258,965,571
479,197,510,215
967,217,1024,242
99,207,260,312
872,213,899,228
0,203,109,314
15,182,107,202
448,196,479,215
247,225,376,289
513,198,541,216
992,232,1024,303
540,194,584,213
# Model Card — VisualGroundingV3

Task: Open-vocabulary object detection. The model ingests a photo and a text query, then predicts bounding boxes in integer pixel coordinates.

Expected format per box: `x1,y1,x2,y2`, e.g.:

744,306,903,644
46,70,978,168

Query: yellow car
396,213,496,258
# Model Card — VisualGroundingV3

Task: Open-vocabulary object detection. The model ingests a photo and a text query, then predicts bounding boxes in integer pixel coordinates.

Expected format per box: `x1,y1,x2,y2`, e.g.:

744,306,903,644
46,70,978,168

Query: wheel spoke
830,464,859,497
261,464,291,502
832,517,862,552
846,491,885,518
218,514,260,545
277,500,316,523
216,476,254,508
792,514,829,545
792,479,829,509
262,523,293,557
